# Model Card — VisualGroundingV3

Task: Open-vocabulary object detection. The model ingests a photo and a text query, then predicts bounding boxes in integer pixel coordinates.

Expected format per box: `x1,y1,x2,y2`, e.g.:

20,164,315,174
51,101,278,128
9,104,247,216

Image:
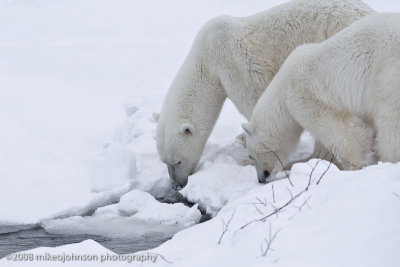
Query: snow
2,161,399,266
1,0,400,266
88,144,136,193
117,190,201,226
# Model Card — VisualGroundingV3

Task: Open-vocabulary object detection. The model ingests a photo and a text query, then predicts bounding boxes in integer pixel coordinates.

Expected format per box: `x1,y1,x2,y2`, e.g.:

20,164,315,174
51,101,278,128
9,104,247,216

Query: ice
117,190,201,226
42,189,201,238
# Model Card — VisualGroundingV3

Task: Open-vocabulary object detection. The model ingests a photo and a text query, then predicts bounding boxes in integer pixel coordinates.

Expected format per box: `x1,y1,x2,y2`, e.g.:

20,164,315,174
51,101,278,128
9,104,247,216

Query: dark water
0,227,171,259
0,213,211,259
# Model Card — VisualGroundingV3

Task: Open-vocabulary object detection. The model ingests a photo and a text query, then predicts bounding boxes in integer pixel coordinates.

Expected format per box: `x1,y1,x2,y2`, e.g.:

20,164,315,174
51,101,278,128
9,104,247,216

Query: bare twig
154,253,173,264
261,223,281,257
218,209,236,245
237,148,334,231
268,148,293,187
272,184,276,203
255,196,268,206
239,188,305,230
306,150,332,190
293,196,311,212
246,196,267,207
316,153,334,185
253,204,264,215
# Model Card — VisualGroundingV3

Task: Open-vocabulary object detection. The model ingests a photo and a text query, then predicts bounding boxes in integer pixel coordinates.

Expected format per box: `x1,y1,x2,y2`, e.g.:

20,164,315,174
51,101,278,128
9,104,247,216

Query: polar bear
156,0,375,189
243,13,400,183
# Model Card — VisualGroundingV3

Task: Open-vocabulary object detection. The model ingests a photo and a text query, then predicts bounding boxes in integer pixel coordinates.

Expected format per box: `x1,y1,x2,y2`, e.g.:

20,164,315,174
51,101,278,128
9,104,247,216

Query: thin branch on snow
260,223,281,257
293,195,311,212
253,203,264,215
270,149,293,187
238,154,333,231
306,149,332,190
316,153,334,185
246,198,267,206
255,196,268,206
238,188,305,230
263,145,293,187
218,209,236,245
272,184,276,203
154,253,173,264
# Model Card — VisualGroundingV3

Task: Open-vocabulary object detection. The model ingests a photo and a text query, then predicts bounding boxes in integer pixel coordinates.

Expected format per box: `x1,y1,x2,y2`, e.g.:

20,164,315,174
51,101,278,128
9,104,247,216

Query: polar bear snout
167,163,189,190
257,169,271,184
259,170,271,184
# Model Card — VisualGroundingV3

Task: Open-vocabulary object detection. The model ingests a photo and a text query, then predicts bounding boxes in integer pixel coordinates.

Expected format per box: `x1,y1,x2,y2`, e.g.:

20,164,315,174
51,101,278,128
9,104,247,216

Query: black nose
171,182,183,191
258,170,271,184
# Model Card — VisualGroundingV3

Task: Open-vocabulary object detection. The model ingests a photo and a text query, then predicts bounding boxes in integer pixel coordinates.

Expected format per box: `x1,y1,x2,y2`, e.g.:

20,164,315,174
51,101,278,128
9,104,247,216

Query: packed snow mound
114,102,175,199
42,189,201,238
118,190,201,226
180,160,258,216
42,214,184,240
88,143,137,193
180,132,315,216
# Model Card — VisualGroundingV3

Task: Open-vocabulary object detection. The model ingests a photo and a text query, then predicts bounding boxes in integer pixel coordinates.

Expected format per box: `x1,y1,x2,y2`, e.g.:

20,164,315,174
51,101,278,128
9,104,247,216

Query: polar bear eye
249,155,255,161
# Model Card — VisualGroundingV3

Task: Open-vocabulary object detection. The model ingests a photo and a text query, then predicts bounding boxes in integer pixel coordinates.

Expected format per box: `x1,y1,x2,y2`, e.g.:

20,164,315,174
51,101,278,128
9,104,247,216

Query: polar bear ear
152,112,160,122
181,123,195,135
242,123,254,136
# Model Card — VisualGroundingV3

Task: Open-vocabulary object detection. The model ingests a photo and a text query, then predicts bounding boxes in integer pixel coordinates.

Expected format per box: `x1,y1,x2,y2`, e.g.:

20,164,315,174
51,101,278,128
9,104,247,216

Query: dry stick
253,204,264,215
218,209,236,245
239,189,305,230
154,253,173,264
293,195,311,212
316,153,334,185
392,192,400,198
239,154,334,231
268,148,294,187
255,196,268,206
261,223,281,257
272,184,276,203
246,197,267,207
306,150,331,190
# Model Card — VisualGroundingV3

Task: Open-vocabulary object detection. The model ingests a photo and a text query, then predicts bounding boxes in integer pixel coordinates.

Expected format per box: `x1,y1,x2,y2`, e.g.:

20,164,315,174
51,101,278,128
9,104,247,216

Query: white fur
156,0,375,188
245,13,400,183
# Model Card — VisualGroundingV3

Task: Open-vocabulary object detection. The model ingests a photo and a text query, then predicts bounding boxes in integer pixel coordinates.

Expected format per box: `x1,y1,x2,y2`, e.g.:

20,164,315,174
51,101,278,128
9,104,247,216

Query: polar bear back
206,0,376,119
273,13,400,120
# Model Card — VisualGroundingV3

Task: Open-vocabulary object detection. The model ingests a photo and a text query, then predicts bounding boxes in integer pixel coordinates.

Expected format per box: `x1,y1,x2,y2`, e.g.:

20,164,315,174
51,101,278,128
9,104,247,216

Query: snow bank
3,161,399,266
139,161,400,267
88,144,136,193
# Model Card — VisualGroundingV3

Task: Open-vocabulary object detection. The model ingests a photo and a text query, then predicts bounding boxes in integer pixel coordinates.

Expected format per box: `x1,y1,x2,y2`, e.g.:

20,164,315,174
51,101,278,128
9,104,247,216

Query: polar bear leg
288,99,374,170
374,111,400,163
310,140,342,167
373,61,400,163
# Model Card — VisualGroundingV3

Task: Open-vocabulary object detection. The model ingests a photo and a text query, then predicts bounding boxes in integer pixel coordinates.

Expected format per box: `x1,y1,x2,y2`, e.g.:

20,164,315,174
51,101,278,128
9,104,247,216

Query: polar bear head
155,113,208,190
242,122,283,184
